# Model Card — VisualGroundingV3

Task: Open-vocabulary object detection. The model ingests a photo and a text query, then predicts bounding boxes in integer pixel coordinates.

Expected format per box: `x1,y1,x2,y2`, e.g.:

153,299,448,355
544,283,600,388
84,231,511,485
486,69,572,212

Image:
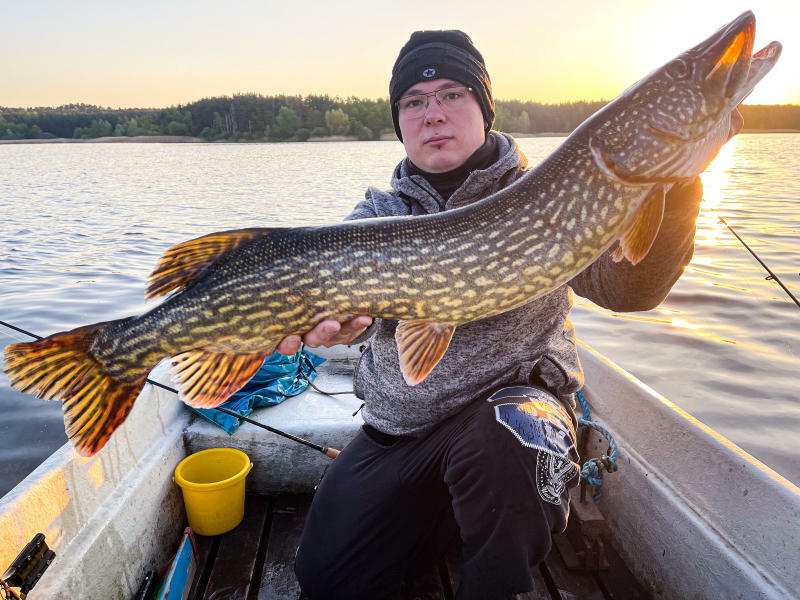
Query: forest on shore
1,93,798,142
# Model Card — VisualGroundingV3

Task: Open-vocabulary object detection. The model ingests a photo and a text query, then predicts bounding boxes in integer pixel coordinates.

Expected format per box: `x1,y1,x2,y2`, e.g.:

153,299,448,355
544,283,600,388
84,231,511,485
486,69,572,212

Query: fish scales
102,150,633,378
4,11,781,456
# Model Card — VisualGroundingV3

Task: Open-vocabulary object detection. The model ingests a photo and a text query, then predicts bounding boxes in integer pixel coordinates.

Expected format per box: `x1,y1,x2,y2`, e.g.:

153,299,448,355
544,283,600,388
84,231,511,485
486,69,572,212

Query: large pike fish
4,12,781,456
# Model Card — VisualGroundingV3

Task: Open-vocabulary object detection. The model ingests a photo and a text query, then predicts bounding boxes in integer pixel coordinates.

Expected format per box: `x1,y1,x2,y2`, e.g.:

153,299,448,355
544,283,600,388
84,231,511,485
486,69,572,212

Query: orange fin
146,227,283,300
3,319,149,457
395,320,456,386
612,185,665,265
171,348,269,408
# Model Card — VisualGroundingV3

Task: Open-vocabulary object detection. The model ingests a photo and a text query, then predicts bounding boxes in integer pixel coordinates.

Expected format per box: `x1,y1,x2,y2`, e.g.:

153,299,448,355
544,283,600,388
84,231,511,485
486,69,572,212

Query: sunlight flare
697,137,739,249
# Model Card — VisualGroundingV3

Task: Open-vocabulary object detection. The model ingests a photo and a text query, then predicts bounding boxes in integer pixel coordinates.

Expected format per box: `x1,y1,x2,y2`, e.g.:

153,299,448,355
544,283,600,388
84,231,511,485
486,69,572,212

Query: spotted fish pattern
3,12,781,456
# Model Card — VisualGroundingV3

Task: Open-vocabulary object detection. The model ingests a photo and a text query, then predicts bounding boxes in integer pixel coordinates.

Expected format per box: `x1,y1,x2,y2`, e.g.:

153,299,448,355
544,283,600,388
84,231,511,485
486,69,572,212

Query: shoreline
0,132,584,145
1,129,797,146
0,135,204,145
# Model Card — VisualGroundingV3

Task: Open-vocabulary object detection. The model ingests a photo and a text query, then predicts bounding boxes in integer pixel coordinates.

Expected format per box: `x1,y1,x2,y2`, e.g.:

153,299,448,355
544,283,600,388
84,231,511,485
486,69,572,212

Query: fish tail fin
3,319,148,457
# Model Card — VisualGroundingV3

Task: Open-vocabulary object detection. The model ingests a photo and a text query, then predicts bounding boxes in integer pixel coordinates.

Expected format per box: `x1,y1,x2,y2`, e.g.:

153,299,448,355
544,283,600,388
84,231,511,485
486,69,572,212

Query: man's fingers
339,315,373,336
282,316,373,352
729,109,744,140
307,316,373,347
276,334,302,356
303,319,342,347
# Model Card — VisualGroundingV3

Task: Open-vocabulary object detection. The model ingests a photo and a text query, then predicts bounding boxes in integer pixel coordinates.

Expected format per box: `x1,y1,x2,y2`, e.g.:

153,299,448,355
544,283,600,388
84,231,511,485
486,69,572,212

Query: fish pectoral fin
146,227,285,299
395,320,456,387
171,348,270,408
611,184,665,265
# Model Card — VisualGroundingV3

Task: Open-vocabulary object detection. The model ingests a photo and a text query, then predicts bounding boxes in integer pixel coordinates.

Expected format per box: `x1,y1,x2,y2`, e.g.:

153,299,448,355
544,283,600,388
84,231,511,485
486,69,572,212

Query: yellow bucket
174,447,253,536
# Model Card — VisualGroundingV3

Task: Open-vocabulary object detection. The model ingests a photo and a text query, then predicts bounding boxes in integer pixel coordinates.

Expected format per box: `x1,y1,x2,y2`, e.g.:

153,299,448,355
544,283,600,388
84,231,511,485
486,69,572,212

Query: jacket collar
389,131,527,214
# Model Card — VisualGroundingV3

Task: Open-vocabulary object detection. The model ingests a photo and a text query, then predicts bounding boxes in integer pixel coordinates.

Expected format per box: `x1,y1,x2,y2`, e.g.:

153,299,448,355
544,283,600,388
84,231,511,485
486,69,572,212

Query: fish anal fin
613,185,665,265
3,318,150,457
146,227,284,300
395,320,456,386
65,372,148,457
171,348,269,408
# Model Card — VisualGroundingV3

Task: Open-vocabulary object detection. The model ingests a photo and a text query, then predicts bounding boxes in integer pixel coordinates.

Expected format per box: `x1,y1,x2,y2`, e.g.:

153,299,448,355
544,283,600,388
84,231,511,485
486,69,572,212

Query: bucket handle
171,461,253,483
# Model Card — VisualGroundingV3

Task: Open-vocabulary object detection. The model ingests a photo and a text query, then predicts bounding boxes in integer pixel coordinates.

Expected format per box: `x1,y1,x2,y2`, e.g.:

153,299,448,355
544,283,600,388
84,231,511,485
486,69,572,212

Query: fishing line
0,321,42,342
298,367,364,416
0,320,340,458
298,368,354,397
717,216,800,310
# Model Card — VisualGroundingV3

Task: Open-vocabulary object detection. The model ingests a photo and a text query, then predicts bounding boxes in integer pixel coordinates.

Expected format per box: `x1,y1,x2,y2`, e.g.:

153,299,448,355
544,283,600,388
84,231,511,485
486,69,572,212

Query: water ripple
0,135,798,495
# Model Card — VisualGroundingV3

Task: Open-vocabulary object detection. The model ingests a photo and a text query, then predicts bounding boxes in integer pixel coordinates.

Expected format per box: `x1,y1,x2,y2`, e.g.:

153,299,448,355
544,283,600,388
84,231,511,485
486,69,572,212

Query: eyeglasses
395,86,474,119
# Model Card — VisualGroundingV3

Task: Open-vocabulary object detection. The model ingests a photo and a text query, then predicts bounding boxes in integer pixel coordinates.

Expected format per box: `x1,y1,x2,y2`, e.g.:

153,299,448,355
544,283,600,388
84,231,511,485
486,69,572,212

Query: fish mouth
698,11,781,105
591,12,782,185
740,41,782,102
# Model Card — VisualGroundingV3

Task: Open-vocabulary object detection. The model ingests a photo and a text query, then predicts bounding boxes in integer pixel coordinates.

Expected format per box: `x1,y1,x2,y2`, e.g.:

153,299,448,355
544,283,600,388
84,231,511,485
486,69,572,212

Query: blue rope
576,390,618,503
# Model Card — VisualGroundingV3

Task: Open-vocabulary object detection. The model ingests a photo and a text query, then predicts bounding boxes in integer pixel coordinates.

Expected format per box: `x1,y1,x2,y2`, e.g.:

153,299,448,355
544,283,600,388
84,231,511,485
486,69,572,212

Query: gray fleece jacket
345,131,700,436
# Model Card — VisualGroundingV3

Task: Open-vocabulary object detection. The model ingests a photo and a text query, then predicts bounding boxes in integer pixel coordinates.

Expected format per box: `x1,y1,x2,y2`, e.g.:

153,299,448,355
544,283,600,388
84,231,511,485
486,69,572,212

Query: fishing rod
717,216,800,310
145,379,340,458
0,320,340,458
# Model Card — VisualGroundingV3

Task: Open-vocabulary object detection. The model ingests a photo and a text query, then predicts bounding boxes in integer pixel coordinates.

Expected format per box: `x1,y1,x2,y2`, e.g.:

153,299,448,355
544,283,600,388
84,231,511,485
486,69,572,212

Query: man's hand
728,107,744,141
275,315,374,356
664,107,740,217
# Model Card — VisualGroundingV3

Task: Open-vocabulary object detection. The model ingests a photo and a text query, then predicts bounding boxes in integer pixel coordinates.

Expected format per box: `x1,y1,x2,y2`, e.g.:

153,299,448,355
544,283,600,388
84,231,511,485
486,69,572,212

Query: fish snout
700,11,755,101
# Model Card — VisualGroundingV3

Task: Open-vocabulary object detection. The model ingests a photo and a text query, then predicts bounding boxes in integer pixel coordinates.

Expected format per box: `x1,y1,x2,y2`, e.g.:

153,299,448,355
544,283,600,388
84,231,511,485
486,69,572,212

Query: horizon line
2,94,799,112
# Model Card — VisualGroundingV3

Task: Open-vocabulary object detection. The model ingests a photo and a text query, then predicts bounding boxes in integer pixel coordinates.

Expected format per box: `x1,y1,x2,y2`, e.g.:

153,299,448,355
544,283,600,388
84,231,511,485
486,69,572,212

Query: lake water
0,136,798,497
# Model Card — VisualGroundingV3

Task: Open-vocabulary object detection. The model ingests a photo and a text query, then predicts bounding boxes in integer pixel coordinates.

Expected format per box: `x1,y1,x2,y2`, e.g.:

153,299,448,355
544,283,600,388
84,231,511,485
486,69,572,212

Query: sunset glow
2,0,798,108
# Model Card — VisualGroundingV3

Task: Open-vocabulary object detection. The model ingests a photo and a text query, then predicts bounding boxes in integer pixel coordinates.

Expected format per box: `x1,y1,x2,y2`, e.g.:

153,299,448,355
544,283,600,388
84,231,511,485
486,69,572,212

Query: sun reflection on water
700,137,738,212
696,137,744,252
592,306,742,347
669,317,700,330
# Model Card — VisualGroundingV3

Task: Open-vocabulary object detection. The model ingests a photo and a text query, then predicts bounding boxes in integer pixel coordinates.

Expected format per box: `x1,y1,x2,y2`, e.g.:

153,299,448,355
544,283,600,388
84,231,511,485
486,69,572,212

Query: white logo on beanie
422,67,436,78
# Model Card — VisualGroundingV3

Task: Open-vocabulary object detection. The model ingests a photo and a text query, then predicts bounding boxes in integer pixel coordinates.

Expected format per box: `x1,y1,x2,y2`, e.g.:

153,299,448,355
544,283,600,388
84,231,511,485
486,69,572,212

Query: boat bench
182,346,367,495
179,346,649,599
186,493,650,600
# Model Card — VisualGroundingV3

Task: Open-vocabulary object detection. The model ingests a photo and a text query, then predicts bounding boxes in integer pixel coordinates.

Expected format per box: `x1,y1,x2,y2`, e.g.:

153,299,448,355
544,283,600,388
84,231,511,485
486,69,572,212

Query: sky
1,0,798,108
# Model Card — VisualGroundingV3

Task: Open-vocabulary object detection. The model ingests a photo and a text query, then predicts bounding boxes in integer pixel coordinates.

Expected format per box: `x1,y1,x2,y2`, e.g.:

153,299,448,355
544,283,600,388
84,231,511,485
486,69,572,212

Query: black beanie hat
389,30,495,141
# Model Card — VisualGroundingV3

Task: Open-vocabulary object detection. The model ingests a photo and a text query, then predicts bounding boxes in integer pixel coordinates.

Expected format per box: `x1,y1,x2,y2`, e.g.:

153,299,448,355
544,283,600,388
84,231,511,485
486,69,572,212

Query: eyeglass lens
398,87,470,117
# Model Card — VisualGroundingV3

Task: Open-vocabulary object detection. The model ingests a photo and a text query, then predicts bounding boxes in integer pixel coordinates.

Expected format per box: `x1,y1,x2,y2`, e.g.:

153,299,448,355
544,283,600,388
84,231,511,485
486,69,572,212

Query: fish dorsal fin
170,348,269,408
611,185,665,265
395,320,456,386
146,227,283,300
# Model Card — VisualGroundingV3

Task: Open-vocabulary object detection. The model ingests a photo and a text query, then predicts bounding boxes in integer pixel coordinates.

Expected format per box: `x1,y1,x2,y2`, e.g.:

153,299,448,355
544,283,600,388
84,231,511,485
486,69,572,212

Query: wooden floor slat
184,494,649,600
594,538,650,600
542,542,606,600
188,532,218,600
201,494,270,599
257,494,311,600
521,566,553,600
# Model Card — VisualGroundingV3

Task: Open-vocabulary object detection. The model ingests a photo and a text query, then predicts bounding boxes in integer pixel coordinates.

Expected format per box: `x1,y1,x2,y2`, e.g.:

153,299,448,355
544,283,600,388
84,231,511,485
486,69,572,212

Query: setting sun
2,0,798,107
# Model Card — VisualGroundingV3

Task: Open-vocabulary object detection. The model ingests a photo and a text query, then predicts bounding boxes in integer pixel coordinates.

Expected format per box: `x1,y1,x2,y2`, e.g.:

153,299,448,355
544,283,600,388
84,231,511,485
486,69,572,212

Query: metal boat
1,343,798,599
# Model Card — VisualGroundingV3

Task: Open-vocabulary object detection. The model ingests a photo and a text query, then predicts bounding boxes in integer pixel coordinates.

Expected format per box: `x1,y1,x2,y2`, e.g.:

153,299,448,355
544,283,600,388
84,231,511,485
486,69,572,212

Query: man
282,30,705,599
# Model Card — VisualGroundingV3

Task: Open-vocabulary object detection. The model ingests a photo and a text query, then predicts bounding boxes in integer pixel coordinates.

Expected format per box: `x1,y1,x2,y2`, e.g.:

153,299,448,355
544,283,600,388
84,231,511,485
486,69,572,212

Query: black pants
294,386,580,600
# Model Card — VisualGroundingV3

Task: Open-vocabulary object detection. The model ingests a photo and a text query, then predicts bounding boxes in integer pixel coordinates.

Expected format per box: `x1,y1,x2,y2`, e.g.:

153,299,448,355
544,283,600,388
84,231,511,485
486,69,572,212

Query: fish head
588,11,781,185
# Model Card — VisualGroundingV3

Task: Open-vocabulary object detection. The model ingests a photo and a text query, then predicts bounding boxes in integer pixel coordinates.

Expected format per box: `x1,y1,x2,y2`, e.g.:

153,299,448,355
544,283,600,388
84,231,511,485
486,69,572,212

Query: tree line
1,95,798,141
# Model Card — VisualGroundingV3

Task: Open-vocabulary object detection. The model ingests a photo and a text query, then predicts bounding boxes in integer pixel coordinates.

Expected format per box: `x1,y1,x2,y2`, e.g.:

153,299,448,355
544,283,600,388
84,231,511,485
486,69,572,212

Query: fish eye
666,58,689,79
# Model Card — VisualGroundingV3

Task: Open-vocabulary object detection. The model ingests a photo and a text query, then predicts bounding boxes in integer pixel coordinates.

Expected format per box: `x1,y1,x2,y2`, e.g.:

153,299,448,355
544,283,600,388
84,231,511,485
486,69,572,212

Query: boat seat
183,345,365,495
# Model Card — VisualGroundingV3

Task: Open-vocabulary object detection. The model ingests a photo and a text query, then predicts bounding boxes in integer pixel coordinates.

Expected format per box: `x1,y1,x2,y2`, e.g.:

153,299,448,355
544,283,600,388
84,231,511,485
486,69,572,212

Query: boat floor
186,493,651,600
